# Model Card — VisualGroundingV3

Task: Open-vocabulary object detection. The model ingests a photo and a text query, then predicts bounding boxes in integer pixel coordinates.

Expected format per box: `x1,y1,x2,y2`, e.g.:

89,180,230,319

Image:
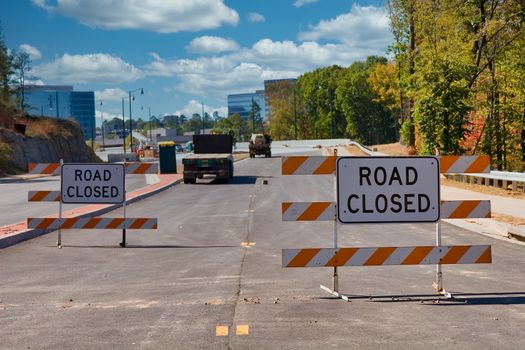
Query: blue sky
1,0,391,125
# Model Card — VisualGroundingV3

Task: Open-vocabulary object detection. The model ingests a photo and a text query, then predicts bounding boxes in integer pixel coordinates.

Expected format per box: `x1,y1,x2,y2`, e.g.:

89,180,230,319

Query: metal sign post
58,159,63,248
120,189,127,248
319,149,350,301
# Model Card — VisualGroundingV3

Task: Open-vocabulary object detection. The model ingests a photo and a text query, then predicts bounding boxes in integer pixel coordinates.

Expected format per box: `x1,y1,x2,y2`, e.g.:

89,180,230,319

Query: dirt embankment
0,108,99,176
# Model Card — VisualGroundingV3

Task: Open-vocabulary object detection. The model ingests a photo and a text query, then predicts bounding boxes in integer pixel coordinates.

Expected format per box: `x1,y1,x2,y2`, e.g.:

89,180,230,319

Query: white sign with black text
61,164,125,204
337,157,440,223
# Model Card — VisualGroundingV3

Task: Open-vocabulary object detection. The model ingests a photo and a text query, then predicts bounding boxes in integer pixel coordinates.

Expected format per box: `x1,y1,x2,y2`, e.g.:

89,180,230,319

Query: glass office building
227,90,267,120
227,79,297,121
24,85,95,140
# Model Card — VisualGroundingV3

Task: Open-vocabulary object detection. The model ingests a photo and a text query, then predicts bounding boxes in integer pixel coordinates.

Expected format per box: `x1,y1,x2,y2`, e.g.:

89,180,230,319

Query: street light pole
121,97,126,153
97,100,105,151
55,91,59,119
128,88,143,153
201,102,205,135
148,107,152,143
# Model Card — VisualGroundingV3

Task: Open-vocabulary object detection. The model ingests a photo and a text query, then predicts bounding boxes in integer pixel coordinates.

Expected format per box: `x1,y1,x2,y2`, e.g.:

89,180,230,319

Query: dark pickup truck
182,134,234,184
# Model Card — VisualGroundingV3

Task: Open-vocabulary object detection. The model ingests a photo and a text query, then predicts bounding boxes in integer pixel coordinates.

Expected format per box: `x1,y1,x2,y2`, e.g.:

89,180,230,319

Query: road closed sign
337,157,440,223
61,164,125,204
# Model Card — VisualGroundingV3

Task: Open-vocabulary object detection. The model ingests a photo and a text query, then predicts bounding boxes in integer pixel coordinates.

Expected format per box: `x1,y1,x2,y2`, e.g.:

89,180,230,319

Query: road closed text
337,157,440,223
347,166,431,214
61,164,125,204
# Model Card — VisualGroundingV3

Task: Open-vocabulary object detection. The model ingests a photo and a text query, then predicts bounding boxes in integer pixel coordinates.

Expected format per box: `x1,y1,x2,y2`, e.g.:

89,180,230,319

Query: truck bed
184,153,233,160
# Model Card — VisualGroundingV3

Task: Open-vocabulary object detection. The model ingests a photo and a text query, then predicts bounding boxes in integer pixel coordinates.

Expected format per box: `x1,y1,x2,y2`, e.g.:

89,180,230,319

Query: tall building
227,79,297,122
227,90,267,120
23,85,95,140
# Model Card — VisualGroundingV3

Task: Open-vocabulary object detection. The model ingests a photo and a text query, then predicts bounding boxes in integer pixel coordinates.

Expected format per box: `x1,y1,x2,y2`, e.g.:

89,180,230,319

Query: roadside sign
61,164,125,204
336,156,440,223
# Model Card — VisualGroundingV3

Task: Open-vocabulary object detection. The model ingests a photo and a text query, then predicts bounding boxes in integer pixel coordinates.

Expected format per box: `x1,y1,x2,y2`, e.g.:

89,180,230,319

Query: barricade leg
57,159,63,248
432,221,452,298
120,190,127,247
320,149,350,301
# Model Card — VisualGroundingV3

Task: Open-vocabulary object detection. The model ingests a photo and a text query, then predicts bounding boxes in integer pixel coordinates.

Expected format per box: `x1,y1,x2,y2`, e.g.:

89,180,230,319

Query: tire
183,178,190,184
229,163,234,178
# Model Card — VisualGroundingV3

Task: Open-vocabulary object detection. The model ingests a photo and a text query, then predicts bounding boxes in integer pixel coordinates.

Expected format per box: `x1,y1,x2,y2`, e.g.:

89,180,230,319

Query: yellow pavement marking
216,326,229,336
240,242,256,247
236,325,249,335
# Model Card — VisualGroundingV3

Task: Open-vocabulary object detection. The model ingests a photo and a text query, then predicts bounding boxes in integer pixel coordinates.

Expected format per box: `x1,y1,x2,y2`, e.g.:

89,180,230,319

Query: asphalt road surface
1,157,525,349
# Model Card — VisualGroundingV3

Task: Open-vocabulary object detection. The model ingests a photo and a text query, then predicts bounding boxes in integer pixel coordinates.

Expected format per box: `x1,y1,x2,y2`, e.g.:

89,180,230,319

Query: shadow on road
54,244,241,249
186,175,258,185
0,178,57,184
323,292,525,305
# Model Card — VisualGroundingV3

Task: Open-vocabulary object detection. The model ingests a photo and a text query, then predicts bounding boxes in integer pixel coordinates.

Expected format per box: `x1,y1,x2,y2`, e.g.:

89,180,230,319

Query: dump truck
182,134,234,184
249,133,272,158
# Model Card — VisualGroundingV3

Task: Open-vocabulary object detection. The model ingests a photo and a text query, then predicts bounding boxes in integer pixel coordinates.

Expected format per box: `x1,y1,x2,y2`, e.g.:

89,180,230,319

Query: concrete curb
0,177,183,249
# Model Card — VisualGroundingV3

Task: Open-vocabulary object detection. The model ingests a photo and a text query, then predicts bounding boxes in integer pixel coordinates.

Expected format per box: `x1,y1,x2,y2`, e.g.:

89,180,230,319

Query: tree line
0,27,33,112
387,0,525,170
103,100,264,142
266,57,398,145
266,1,524,170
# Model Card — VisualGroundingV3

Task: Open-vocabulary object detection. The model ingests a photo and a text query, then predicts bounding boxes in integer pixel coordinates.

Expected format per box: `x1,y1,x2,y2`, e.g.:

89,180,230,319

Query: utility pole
148,107,152,143
55,91,59,119
99,100,105,151
251,97,255,135
201,102,205,135
121,97,126,153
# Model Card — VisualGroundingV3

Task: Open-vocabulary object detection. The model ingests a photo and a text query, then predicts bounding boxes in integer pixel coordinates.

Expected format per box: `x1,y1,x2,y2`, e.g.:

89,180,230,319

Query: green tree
212,113,247,140
12,51,33,112
0,26,13,108
336,57,396,145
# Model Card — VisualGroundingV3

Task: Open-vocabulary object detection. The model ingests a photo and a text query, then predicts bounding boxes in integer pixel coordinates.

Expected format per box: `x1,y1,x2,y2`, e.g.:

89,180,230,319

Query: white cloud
186,36,240,54
294,0,319,7
19,44,42,60
145,30,388,99
146,53,298,98
33,53,143,84
298,4,391,49
247,12,265,23
95,88,128,102
32,0,239,33
173,99,227,118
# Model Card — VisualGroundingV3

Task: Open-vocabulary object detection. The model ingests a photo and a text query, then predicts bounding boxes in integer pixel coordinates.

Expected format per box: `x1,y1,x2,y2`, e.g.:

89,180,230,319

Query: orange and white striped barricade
282,200,492,221
281,156,336,175
281,153,493,300
282,245,492,268
124,162,159,174
28,163,61,175
28,162,159,175
28,217,158,230
26,162,158,248
28,190,61,202
281,150,343,297
434,155,491,296
439,155,490,174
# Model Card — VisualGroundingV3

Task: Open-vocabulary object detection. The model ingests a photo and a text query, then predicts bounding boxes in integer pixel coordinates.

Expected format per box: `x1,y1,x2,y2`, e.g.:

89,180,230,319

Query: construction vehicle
249,133,272,158
182,134,234,184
